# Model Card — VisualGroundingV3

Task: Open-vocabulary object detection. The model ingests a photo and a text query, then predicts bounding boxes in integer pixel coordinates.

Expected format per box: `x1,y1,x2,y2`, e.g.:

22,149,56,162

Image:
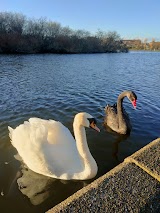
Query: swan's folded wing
106,105,117,116
10,118,82,178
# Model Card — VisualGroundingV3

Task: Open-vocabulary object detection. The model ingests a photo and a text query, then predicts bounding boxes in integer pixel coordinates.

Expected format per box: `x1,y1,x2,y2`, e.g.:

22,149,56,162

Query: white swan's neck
73,123,90,159
73,121,97,179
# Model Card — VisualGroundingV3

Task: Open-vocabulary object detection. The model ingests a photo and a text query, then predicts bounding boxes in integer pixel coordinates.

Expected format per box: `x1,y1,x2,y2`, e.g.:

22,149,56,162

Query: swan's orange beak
90,123,100,132
132,100,137,109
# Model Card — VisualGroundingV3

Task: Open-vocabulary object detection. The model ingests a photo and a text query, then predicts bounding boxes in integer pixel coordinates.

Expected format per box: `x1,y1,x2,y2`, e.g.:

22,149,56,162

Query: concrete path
47,138,160,213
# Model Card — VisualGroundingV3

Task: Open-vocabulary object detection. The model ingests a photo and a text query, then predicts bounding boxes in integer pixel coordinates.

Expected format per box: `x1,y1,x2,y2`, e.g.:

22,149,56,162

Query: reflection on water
16,165,89,206
17,166,58,206
111,134,129,163
0,52,160,212
2,155,92,213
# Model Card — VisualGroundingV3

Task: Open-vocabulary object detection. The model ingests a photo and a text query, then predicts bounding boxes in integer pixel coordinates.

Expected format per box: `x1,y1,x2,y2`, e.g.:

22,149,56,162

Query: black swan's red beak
132,100,137,109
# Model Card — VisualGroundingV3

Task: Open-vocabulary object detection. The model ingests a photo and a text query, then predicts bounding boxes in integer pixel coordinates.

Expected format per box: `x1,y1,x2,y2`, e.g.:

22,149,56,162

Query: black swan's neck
117,91,128,125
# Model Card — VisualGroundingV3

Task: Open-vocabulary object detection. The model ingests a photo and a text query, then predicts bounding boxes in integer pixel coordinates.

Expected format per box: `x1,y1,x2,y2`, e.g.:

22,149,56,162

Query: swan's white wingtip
8,126,13,140
8,126,13,132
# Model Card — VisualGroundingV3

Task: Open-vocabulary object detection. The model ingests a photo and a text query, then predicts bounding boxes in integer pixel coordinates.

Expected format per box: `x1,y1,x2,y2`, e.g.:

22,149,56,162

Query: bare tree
0,12,128,54
0,12,25,34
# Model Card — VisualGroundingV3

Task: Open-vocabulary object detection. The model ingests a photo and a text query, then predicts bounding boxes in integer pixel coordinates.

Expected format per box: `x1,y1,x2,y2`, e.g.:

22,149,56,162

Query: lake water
0,52,160,212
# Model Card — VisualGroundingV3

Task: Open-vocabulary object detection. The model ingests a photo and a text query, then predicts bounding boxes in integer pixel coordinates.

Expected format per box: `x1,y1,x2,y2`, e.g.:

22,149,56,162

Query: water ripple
0,52,160,211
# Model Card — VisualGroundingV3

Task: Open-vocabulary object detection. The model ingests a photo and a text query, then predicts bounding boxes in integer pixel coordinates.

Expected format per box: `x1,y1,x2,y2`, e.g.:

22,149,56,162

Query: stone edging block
125,137,160,182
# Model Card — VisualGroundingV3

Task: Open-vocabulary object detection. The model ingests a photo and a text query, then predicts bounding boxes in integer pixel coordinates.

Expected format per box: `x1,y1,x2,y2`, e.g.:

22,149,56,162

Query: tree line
0,12,128,54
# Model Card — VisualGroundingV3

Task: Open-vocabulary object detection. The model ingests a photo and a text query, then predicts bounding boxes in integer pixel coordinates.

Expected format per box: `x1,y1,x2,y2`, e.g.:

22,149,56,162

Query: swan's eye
130,95,137,102
89,121,100,132
131,92,137,100
90,122,95,128
87,118,97,125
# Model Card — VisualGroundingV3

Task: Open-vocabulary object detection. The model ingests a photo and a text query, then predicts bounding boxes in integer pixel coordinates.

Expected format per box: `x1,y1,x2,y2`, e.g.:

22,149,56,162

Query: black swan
104,91,137,134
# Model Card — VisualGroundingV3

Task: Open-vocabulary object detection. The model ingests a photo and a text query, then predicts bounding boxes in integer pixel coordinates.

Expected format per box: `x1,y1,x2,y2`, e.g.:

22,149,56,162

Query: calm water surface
0,52,160,212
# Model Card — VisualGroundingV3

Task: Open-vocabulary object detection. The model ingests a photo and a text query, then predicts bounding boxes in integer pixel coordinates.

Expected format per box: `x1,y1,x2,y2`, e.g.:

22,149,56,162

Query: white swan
8,112,100,180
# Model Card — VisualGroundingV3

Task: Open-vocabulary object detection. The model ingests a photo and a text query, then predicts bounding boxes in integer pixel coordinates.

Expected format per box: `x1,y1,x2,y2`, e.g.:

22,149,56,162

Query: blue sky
0,0,160,41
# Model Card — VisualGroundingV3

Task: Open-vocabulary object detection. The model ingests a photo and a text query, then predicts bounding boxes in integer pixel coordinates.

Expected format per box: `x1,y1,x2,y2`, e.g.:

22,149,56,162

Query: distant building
149,41,160,50
122,39,160,50
123,39,142,49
